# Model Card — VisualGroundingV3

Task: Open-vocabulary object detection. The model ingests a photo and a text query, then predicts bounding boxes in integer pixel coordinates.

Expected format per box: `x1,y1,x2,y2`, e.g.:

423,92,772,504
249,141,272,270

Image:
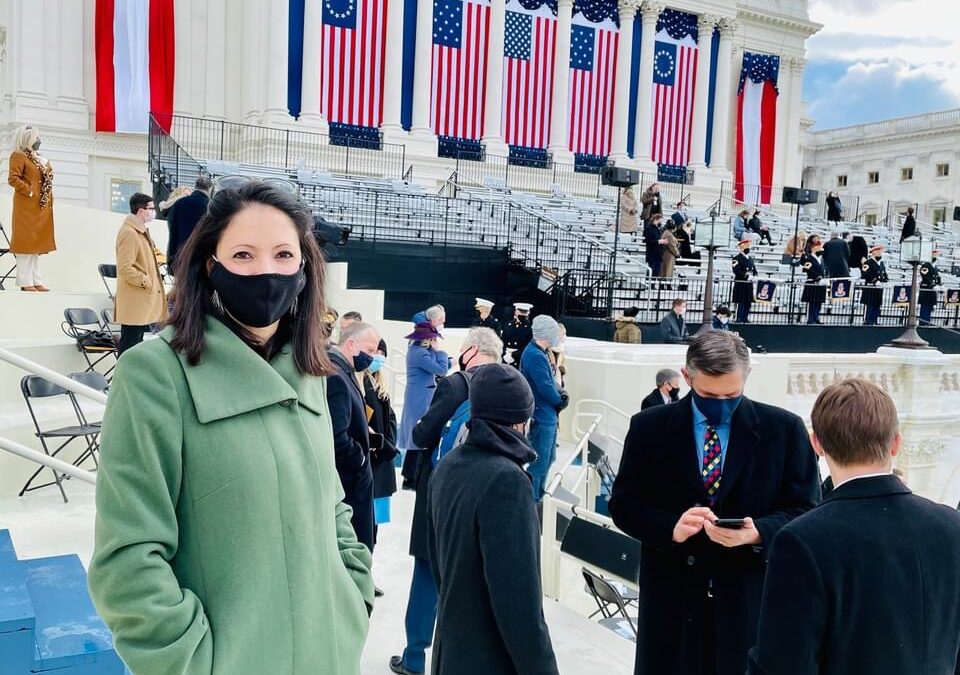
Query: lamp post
890,234,933,349
696,208,727,336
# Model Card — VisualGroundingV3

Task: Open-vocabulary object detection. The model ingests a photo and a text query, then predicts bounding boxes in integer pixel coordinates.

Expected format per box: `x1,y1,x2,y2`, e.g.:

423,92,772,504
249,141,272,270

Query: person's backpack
432,371,472,467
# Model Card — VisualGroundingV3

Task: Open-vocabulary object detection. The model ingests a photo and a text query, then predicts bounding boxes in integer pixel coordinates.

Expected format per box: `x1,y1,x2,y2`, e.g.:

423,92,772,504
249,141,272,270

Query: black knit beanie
469,363,534,425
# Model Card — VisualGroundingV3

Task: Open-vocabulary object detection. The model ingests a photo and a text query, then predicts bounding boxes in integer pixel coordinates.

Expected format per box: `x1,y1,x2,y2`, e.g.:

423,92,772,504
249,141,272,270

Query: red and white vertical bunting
734,52,779,206
95,0,175,133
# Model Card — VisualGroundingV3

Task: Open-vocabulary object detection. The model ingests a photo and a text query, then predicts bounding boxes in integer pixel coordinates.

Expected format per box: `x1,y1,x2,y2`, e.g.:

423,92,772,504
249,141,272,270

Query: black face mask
209,260,306,328
353,351,374,372
32,140,41,151
458,346,478,371
668,386,680,402
743,248,751,255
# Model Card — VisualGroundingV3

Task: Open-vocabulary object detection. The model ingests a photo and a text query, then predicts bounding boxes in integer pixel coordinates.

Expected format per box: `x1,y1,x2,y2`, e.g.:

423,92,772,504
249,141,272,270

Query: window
867,171,880,184
836,174,848,188
932,207,947,224
110,179,142,214
937,163,950,178
864,213,878,226
900,167,914,181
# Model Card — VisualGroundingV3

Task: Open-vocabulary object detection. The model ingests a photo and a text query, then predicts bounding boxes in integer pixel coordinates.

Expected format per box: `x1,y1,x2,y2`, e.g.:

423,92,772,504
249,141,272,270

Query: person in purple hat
398,321,451,487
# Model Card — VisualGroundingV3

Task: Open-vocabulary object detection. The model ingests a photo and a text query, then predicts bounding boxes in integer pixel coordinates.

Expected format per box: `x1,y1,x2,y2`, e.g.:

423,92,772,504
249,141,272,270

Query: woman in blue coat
397,321,450,472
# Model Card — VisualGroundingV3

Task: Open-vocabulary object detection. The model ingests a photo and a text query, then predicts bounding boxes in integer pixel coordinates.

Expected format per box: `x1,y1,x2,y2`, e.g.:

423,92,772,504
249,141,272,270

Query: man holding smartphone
609,331,820,675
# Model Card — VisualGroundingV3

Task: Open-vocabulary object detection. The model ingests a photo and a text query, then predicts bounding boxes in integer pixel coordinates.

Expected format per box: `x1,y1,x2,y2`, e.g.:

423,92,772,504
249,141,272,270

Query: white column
784,58,805,186
687,14,716,171
709,19,736,173
57,0,88,126
547,0,574,164
204,0,227,119
481,0,508,156
265,0,293,124
381,0,406,140
607,1,637,164
632,1,662,169
174,0,193,116
241,0,265,121
409,0,437,149
299,0,329,131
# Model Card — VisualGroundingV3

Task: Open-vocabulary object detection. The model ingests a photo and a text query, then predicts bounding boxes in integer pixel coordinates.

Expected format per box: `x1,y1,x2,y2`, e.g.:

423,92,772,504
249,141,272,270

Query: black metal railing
721,182,861,225
158,114,406,180
558,270,960,328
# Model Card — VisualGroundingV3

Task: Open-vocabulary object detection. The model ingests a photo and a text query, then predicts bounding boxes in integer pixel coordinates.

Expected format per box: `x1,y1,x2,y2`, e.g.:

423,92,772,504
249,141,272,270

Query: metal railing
721,181,862,224
0,346,104,486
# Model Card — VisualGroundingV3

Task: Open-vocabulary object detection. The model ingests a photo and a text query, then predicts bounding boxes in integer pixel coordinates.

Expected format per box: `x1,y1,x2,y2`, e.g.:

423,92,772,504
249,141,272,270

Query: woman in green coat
88,182,373,675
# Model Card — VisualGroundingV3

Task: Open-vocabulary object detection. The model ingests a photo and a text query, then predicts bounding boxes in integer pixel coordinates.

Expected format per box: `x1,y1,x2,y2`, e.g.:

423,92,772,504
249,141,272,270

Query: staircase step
20,554,125,674
0,533,36,675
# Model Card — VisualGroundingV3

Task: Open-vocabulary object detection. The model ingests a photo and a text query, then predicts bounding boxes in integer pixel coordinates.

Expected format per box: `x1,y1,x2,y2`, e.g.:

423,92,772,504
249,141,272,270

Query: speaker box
782,186,819,205
953,206,960,221
560,516,641,583
601,165,640,188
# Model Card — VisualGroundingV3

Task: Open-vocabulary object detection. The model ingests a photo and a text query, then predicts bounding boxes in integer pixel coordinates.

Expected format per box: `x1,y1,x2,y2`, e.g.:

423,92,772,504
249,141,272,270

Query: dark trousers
736,301,752,323
401,556,438,673
919,304,934,325
758,230,774,245
864,304,881,325
118,324,148,356
807,302,822,324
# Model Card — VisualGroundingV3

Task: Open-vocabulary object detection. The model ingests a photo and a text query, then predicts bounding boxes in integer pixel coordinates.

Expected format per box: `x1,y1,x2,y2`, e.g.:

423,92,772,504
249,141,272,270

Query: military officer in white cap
502,302,533,367
472,297,502,337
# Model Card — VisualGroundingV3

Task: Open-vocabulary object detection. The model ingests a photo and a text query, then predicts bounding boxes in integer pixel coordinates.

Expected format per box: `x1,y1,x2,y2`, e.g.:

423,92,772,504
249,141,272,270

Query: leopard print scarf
24,150,53,210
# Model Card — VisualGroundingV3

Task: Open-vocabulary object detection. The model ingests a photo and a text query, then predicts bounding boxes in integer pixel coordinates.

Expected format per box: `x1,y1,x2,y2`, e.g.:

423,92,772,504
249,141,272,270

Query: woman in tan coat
659,222,681,278
7,124,55,291
115,192,167,355
615,187,639,234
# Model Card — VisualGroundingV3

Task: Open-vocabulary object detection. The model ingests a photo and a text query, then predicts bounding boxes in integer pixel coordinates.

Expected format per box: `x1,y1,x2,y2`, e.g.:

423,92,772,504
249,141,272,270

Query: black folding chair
19,375,102,503
62,308,118,378
68,371,109,432
582,568,638,641
98,263,117,299
0,221,16,290
100,308,122,343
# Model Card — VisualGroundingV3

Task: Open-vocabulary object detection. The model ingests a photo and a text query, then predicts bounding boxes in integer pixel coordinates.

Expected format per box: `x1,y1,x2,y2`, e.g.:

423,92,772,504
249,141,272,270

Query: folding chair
100,308,121,343
582,568,638,641
68,371,109,432
98,263,117,299
0,221,16,290
19,375,103,503
62,308,118,378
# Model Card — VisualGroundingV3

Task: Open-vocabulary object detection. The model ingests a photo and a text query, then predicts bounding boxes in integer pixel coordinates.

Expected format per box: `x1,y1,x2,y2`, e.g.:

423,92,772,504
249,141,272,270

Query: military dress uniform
919,260,942,325
732,251,757,323
860,256,888,325
474,313,502,337
800,253,826,324
502,316,532,367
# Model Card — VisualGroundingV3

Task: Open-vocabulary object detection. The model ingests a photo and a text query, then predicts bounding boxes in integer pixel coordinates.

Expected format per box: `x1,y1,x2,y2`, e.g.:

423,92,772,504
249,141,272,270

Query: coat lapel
668,397,711,499
715,397,760,505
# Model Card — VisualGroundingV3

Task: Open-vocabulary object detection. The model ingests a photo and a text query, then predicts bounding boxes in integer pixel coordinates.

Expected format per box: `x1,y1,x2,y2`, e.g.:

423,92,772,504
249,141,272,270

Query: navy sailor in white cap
471,297,502,337
502,302,533,367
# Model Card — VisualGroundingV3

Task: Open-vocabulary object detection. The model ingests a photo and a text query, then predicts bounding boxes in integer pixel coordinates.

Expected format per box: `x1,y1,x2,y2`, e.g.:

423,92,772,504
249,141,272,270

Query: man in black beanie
427,364,559,675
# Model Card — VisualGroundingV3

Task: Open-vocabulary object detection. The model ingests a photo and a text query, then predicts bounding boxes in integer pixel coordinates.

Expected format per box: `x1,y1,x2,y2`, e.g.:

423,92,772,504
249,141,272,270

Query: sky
802,0,960,130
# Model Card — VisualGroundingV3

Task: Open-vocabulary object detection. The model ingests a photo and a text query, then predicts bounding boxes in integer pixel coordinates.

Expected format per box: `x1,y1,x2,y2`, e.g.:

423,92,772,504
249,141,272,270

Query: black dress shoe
389,656,422,675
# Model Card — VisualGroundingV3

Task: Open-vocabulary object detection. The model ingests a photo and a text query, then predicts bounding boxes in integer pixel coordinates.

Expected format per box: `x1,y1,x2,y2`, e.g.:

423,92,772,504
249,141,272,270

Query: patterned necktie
702,426,723,505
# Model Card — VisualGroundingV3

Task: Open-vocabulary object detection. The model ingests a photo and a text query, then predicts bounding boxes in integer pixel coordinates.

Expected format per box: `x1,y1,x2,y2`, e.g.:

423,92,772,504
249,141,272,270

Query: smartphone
369,432,384,450
713,518,746,529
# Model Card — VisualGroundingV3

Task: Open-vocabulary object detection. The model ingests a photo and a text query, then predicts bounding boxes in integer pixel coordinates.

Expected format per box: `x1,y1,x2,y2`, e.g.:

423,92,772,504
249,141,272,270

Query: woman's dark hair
168,181,332,376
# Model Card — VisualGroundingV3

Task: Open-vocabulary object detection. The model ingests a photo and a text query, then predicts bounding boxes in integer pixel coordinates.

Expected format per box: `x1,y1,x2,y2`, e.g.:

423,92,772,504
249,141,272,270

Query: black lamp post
696,208,726,336
889,234,932,349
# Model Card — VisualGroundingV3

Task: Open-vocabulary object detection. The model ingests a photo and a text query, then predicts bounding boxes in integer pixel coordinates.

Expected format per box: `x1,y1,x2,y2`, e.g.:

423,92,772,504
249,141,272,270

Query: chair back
98,263,117,279
68,372,110,393
582,568,627,609
64,308,103,330
21,375,68,399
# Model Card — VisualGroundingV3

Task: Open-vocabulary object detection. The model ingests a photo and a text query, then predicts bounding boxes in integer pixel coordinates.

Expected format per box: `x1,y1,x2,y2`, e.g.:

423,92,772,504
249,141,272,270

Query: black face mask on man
209,259,306,328
352,351,374,372
458,345,479,372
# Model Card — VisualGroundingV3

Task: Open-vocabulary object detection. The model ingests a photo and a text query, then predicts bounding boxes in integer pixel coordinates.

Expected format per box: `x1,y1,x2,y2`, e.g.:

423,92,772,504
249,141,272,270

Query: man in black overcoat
609,331,820,675
749,378,960,675
165,175,211,275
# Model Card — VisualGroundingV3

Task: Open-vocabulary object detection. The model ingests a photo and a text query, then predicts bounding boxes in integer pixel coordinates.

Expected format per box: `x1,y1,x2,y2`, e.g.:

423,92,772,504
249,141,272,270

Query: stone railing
812,108,960,144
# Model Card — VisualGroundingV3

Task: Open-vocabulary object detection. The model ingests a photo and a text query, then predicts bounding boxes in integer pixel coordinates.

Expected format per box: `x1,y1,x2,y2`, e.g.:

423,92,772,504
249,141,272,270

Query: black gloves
557,390,570,412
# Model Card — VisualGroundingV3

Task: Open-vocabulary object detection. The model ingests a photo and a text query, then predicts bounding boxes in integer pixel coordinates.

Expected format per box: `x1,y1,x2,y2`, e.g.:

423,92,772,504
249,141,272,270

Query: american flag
320,0,388,128
502,6,557,150
432,0,491,140
568,14,619,156
651,9,698,168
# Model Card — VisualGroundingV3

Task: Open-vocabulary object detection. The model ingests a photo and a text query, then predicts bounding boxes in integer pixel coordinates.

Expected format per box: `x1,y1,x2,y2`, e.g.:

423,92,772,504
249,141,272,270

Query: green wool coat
88,318,373,675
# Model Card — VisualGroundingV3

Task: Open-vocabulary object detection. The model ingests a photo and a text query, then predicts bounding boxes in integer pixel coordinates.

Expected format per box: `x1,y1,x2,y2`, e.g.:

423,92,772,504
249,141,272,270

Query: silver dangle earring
211,290,224,314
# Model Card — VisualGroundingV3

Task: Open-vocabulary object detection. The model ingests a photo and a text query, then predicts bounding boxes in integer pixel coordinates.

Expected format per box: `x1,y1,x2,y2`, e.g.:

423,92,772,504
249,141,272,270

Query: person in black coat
363,339,399,545
391,328,504,675
900,206,917,242
326,321,381,552
748,378,960,675
427,363,559,675
919,251,942,325
861,245,888,325
471,297,502,336
800,241,826,324
640,368,680,410
825,190,842,224
848,234,868,275
821,231,850,278
165,175,211,276
643,214,664,276
675,221,700,267
659,298,689,343
609,331,820,675
731,239,757,323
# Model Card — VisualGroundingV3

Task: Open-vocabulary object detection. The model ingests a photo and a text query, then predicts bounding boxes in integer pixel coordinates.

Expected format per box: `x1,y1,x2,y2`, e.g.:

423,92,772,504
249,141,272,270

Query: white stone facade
0,0,818,210
803,109,960,227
